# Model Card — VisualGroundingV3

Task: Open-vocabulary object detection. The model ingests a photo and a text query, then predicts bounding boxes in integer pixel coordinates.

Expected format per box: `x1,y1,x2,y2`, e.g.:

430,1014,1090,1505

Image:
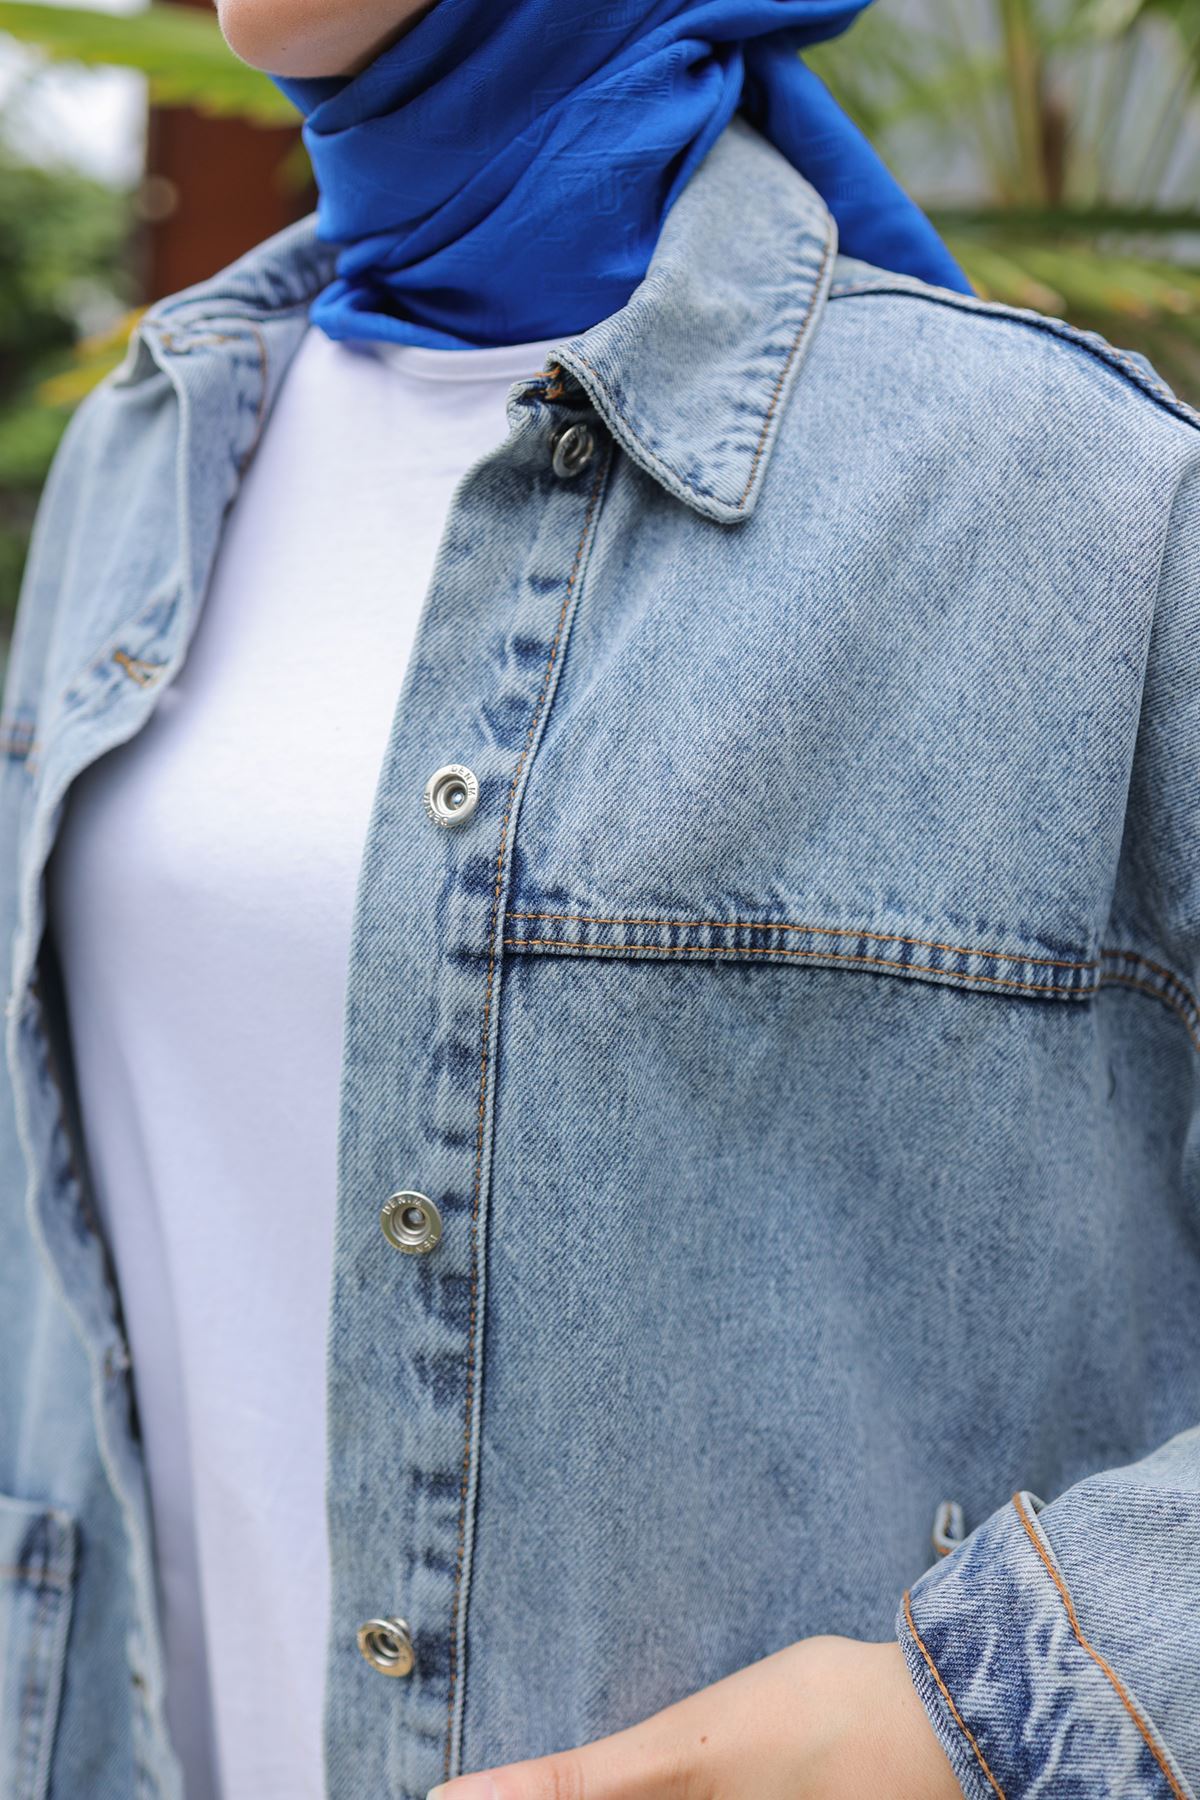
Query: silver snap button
550,421,596,479
931,1500,966,1558
357,1616,414,1677
424,763,479,828
381,1190,442,1255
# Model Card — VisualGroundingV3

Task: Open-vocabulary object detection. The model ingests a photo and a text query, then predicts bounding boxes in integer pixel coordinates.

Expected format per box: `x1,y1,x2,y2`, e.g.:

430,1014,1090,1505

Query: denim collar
138,115,837,524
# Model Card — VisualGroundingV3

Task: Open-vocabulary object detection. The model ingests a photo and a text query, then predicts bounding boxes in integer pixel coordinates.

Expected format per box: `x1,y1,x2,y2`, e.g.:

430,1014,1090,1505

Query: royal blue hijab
272,0,968,350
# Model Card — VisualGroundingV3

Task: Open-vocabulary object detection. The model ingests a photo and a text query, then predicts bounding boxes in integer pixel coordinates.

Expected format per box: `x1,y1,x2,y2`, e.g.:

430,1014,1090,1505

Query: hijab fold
272,0,969,350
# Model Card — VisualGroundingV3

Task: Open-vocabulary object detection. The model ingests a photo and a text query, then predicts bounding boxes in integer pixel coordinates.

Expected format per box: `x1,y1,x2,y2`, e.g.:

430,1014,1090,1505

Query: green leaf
933,205,1200,234
0,2,299,124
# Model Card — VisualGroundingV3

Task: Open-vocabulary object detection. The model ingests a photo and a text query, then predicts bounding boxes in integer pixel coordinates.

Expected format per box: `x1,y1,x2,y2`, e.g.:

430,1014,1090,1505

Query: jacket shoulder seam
828,279,1200,438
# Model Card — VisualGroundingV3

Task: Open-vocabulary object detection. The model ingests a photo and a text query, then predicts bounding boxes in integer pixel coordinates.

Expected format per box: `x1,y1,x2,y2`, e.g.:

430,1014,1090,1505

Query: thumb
427,1707,690,1800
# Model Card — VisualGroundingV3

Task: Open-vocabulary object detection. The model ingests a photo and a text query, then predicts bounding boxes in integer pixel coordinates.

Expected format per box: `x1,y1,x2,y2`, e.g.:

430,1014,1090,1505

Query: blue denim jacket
3,115,1200,1800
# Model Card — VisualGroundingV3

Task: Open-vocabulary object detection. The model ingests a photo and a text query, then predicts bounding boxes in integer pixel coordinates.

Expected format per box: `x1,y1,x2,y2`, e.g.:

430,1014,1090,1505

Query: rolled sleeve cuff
895,1491,1192,1800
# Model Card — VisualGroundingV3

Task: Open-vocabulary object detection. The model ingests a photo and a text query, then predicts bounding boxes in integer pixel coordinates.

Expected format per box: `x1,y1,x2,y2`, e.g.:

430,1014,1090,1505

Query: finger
427,1700,697,1800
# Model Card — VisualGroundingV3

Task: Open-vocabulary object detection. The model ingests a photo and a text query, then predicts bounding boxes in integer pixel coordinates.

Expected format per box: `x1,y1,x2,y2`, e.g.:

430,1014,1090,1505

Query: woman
2,1,1198,1797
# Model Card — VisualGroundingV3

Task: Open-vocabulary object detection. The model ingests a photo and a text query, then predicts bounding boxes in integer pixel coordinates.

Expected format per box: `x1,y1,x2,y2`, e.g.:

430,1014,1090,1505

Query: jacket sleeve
896,448,1200,1800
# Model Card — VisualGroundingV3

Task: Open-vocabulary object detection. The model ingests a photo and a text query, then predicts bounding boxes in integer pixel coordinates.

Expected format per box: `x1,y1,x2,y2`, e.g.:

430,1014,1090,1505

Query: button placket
327,396,610,1796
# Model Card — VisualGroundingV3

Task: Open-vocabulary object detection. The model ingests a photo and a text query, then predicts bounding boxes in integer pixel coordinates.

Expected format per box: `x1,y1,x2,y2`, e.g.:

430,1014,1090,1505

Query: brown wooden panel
141,0,313,300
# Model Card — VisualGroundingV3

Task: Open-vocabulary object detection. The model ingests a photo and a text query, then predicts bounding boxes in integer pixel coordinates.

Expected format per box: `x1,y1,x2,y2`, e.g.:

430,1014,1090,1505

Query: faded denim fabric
2,114,1200,1800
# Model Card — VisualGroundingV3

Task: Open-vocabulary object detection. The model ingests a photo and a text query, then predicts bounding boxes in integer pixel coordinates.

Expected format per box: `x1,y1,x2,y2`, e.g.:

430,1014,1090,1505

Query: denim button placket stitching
440,437,610,1783
322,392,612,1796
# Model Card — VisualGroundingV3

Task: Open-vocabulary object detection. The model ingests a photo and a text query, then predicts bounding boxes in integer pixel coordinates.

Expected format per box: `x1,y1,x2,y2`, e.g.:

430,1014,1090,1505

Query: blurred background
0,0,1198,664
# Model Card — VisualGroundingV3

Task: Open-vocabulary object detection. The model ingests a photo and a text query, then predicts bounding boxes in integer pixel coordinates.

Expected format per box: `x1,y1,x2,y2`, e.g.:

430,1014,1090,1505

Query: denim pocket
0,1493,77,1800
499,480,1152,1013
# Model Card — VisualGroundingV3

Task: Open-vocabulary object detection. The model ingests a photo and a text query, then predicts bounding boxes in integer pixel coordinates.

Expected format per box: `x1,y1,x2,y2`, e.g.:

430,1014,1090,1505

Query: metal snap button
357,1616,414,1677
381,1190,442,1255
550,421,596,480
931,1500,966,1558
424,763,479,828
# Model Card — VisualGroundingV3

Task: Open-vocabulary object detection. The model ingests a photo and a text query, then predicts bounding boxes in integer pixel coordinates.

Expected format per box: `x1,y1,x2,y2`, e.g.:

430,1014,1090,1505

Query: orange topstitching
506,909,1095,972
902,1589,1007,1799
1012,1493,1188,1800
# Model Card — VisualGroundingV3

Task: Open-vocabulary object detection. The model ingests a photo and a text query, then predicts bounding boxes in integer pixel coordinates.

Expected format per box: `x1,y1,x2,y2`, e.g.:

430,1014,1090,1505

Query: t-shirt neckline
355,333,566,384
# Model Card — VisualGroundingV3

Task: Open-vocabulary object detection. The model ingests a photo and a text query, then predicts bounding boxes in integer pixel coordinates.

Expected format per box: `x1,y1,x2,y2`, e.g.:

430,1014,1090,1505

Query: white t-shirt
45,324,563,1800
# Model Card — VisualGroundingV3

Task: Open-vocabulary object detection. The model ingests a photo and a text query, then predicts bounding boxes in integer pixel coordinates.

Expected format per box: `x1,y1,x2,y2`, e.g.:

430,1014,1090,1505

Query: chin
215,0,399,78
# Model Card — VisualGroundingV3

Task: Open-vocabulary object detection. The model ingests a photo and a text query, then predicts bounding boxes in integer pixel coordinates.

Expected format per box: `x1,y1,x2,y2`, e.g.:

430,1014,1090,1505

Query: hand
428,1634,961,1800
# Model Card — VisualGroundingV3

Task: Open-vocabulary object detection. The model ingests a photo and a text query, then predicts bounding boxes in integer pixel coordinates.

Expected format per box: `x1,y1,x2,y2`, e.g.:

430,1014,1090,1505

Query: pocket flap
0,1491,77,1800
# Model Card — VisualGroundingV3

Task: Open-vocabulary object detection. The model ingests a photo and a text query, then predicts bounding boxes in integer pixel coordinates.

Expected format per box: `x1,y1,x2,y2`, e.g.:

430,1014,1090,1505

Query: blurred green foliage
0,1,298,642
0,141,135,632
0,1,294,120
810,0,1200,397
0,0,1198,643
